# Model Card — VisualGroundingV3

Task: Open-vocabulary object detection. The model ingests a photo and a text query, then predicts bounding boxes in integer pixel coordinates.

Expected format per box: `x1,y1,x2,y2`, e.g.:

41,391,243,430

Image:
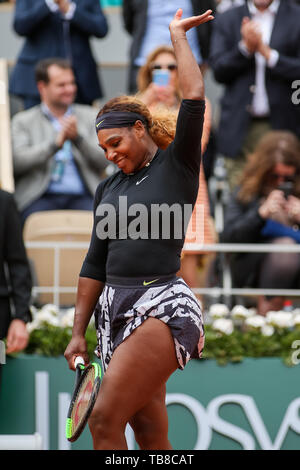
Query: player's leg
129,384,172,450
88,317,178,450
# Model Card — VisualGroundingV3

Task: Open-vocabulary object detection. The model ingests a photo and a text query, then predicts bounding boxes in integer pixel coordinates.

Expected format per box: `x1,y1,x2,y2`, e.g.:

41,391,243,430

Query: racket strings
71,367,96,433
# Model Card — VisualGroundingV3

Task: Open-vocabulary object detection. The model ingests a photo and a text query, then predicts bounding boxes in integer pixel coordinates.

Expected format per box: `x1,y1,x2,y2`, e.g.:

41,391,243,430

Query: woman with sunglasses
136,45,181,112
64,9,213,450
221,130,300,316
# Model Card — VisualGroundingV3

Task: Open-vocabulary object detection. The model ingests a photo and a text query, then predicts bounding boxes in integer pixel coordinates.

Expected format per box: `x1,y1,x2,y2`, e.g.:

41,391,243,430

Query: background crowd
0,0,300,355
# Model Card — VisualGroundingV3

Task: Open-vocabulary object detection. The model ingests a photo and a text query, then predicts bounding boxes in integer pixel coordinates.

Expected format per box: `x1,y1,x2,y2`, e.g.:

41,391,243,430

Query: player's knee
135,427,169,450
134,428,156,449
132,417,168,450
88,402,122,440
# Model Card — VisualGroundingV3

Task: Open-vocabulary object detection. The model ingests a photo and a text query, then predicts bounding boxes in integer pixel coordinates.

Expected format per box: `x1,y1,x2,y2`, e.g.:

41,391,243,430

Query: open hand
53,0,70,14
169,8,214,39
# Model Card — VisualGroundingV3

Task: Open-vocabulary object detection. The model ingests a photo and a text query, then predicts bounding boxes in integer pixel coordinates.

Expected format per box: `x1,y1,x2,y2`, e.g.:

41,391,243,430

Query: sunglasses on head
151,64,177,71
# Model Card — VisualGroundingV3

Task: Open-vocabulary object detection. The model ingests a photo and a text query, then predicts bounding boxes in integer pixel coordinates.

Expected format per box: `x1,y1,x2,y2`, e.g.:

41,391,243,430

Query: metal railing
25,241,300,306
26,241,88,306
184,243,300,299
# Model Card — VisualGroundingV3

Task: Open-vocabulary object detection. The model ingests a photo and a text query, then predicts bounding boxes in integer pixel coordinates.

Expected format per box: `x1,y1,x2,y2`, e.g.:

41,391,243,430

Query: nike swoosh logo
143,278,159,286
136,175,149,185
96,119,105,128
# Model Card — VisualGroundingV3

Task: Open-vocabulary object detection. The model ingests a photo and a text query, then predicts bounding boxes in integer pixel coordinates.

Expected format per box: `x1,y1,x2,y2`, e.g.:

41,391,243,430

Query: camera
278,181,294,199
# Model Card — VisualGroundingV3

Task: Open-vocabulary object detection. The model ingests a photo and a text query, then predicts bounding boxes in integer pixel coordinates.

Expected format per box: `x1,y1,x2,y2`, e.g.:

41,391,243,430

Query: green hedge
23,323,300,367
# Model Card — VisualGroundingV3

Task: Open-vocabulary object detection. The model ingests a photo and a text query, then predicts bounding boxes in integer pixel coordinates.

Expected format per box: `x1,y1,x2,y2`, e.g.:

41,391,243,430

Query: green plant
20,303,300,366
26,324,97,359
202,325,300,366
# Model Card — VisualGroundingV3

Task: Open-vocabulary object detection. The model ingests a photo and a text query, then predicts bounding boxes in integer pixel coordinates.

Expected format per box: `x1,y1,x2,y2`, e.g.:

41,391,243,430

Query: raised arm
169,9,214,100
169,10,214,171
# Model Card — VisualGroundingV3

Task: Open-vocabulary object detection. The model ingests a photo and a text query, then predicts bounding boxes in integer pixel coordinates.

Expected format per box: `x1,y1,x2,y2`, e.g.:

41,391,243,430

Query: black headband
95,111,147,132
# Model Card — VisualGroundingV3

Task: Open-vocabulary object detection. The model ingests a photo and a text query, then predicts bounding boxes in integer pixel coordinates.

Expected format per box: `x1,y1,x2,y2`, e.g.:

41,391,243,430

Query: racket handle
74,356,85,387
74,356,85,368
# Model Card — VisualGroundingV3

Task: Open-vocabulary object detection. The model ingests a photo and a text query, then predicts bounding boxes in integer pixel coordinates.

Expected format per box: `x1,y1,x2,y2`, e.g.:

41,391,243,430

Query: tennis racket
65,356,102,442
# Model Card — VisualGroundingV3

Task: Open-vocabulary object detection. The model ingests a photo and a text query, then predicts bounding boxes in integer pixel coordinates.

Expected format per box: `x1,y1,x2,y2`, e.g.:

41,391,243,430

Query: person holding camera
136,45,182,112
221,130,300,315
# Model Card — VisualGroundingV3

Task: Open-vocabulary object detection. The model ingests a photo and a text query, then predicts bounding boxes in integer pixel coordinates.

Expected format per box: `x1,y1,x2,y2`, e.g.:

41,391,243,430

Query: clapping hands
56,115,78,148
241,16,272,60
241,17,262,54
53,0,71,15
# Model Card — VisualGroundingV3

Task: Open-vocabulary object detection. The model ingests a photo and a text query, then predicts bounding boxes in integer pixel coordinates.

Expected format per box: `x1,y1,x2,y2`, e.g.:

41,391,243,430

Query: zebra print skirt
93,275,205,372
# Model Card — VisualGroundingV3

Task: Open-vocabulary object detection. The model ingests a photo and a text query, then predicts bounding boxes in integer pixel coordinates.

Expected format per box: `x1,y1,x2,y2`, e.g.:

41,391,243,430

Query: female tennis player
64,8,214,450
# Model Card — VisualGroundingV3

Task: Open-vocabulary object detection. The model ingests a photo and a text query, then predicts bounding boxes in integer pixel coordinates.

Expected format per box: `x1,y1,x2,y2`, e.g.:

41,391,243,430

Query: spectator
136,44,212,158
0,189,32,385
209,0,300,189
221,131,300,316
122,0,216,93
137,45,215,288
11,58,108,223
136,45,182,112
9,0,108,109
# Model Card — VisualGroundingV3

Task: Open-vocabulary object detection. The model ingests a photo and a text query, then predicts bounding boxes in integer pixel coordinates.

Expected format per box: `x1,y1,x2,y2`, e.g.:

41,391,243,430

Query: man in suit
9,0,108,109
0,190,32,363
216,0,245,13
122,0,216,93
209,0,300,187
11,58,108,223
